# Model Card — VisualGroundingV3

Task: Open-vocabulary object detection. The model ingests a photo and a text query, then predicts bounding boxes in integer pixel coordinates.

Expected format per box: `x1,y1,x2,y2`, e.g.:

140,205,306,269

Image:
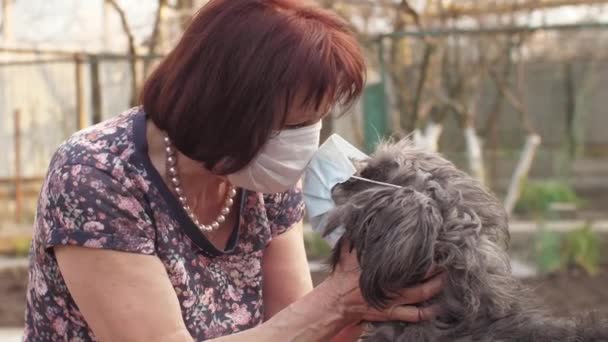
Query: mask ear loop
350,175,403,189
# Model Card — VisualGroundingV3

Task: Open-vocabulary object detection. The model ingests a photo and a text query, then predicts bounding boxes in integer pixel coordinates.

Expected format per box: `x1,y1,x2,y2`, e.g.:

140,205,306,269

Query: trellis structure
363,21,608,152
359,20,608,214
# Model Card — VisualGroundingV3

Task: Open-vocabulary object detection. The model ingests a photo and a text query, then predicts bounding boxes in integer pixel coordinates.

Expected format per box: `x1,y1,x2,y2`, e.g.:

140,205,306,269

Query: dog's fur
323,140,608,341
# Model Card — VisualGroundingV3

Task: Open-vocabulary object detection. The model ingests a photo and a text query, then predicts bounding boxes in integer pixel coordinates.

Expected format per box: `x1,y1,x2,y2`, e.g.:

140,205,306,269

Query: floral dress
23,107,305,341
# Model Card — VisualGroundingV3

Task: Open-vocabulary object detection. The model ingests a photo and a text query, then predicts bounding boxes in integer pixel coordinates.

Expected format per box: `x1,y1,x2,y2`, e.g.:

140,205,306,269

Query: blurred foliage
304,231,332,261
535,222,601,276
535,227,563,274
562,223,601,276
516,180,581,218
0,236,31,257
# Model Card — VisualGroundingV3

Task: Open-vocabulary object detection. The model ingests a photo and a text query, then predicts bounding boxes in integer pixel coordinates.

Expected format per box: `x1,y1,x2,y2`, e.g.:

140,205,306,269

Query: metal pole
376,22,608,40
377,37,389,129
377,37,386,88
13,109,22,223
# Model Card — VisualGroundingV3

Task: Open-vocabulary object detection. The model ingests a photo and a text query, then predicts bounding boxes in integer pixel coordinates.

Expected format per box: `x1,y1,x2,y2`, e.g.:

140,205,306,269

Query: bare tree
174,0,197,32
317,0,605,209
143,0,168,77
105,0,138,107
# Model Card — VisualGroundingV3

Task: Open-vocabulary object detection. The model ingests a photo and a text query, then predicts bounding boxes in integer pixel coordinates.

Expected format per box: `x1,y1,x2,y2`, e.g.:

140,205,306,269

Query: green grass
304,231,332,261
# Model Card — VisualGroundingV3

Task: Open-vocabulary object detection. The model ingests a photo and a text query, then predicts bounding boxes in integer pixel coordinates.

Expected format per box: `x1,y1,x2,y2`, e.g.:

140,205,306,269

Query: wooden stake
90,56,103,124
13,109,22,223
2,0,14,44
74,53,87,130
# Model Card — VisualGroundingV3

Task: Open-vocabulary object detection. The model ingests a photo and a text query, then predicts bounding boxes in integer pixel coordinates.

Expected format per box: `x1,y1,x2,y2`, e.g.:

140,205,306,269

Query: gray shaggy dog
322,140,608,342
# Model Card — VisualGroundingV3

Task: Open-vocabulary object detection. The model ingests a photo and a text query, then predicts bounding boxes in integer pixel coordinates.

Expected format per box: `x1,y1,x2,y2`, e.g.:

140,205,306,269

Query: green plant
534,223,601,276
304,231,332,261
562,223,601,276
516,180,581,218
535,227,563,274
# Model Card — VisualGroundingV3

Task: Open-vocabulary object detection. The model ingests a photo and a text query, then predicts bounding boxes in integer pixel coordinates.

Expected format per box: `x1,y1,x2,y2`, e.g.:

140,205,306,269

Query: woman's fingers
423,265,442,280
387,303,442,322
361,303,442,323
397,273,445,305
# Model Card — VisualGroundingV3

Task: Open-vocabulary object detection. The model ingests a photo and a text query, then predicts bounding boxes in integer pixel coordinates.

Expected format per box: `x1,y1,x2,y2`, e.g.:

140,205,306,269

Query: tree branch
489,48,537,135
105,0,138,107
398,0,421,28
432,88,466,117
144,0,167,77
411,40,435,128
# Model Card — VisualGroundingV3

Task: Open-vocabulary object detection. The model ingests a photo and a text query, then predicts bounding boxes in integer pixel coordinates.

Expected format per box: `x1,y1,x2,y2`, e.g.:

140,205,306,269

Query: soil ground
0,265,27,327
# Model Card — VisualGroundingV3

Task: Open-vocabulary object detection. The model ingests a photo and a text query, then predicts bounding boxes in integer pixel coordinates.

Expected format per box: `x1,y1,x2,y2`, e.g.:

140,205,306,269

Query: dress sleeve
263,186,306,239
40,164,156,255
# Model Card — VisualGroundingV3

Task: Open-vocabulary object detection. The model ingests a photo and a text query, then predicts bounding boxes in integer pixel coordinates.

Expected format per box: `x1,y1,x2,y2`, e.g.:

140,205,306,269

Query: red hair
141,0,365,174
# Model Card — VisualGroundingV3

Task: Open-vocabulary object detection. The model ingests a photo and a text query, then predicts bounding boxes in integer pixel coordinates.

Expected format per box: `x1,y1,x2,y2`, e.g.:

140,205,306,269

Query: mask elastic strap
350,175,403,189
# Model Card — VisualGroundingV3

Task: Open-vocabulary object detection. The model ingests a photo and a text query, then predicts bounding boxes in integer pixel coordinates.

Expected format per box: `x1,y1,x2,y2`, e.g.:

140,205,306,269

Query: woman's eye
284,118,322,130
285,123,307,129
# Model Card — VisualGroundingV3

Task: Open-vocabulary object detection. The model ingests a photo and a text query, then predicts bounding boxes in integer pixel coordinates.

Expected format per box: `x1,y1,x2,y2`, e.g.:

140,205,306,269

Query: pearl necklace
164,136,237,232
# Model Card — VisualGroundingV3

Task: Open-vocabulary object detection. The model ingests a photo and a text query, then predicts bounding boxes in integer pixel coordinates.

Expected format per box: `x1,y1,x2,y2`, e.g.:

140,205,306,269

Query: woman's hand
323,243,444,325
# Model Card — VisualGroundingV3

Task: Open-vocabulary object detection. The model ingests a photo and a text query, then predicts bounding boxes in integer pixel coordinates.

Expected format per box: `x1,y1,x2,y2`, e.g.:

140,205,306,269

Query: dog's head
323,140,514,329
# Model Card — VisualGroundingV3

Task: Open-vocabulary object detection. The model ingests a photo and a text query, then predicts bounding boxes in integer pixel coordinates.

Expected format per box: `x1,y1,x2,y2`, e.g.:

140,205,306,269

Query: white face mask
227,121,322,194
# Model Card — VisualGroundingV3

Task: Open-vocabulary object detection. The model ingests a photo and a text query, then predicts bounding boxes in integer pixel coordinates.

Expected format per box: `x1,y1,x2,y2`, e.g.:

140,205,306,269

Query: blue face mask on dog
302,134,368,246
303,134,405,246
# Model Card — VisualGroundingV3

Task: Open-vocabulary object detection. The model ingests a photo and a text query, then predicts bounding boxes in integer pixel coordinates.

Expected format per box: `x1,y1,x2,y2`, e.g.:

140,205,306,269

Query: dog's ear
325,187,443,309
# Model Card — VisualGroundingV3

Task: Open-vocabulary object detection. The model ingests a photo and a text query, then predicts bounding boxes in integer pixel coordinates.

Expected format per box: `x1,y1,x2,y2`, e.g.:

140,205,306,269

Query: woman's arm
56,244,443,342
56,244,344,342
261,221,364,341
262,220,313,320
55,246,193,342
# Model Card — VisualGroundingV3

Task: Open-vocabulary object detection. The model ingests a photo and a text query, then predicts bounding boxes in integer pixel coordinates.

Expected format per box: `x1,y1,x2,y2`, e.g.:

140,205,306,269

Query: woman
24,0,443,341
